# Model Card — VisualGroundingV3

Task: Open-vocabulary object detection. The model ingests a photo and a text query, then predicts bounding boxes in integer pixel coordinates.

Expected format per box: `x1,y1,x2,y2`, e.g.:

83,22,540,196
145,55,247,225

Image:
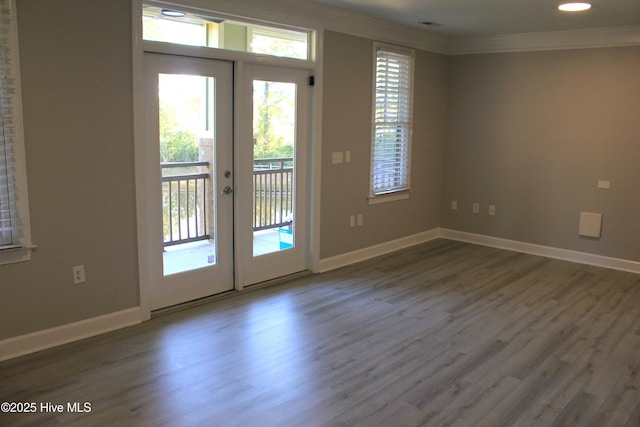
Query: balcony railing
253,158,293,232
161,162,210,247
161,157,293,247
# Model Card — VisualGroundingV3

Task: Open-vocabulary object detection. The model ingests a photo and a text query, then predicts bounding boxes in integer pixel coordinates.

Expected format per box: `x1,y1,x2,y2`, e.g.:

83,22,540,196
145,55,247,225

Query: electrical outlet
489,205,496,216
345,150,351,163
451,200,458,210
73,265,86,285
349,215,355,227
357,214,363,226
472,203,480,214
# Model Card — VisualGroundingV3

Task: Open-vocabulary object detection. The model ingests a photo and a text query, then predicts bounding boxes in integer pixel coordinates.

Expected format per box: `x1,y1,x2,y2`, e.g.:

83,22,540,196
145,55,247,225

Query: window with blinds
370,44,414,198
0,0,31,263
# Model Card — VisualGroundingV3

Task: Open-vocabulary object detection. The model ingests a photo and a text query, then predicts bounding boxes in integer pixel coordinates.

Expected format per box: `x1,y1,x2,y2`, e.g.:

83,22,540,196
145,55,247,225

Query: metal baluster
169,181,173,244
186,178,191,239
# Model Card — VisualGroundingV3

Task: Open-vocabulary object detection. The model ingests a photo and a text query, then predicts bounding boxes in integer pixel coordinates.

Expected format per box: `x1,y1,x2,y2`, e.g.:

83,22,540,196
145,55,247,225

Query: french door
236,64,309,287
144,54,233,310
143,55,309,310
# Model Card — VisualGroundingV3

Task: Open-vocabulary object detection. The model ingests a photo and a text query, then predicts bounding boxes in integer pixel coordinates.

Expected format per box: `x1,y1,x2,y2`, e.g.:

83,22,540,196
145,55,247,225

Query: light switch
331,152,343,164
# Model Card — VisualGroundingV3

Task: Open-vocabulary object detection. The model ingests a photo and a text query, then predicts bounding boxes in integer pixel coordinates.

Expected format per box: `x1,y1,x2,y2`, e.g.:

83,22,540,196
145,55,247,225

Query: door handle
220,185,233,195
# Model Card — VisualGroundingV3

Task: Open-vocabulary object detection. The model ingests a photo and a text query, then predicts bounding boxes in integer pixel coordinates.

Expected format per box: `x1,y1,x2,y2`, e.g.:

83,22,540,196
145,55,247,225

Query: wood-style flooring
1,239,639,426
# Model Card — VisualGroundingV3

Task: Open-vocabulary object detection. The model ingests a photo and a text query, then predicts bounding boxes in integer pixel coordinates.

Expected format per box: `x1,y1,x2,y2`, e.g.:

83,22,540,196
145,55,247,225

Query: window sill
368,190,411,205
0,245,35,266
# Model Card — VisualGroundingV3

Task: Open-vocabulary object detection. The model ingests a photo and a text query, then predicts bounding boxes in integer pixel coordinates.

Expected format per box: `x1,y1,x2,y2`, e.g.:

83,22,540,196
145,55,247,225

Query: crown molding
232,0,450,54
304,3,450,54
259,0,451,54
218,1,640,55
448,25,640,55
148,0,449,53
144,1,640,55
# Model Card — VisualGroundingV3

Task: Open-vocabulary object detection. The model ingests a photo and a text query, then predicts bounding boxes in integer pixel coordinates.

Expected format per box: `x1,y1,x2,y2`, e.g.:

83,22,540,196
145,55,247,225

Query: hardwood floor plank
588,374,640,427
1,239,639,426
548,390,597,426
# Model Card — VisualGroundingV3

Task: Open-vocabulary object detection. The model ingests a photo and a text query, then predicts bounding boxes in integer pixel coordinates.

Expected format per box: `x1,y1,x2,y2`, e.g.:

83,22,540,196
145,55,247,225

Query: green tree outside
253,80,295,160
159,100,199,163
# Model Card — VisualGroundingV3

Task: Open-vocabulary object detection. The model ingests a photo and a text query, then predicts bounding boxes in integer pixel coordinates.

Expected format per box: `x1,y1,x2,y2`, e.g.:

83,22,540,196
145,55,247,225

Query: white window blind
371,44,414,196
0,0,30,260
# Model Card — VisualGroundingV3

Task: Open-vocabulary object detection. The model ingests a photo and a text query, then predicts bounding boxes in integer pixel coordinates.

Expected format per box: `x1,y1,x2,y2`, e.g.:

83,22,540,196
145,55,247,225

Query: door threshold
244,270,312,290
151,290,240,318
151,270,313,318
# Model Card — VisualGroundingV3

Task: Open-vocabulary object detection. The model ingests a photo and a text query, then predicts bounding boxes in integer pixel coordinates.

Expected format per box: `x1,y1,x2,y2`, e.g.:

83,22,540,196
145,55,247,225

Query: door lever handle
220,185,233,195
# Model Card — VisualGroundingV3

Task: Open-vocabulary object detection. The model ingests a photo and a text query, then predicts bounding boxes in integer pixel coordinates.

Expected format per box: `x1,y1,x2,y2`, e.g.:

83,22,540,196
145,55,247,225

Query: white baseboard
4,229,635,362
316,227,640,275
316,228,440,273
0,307,143,362
438,228,640,274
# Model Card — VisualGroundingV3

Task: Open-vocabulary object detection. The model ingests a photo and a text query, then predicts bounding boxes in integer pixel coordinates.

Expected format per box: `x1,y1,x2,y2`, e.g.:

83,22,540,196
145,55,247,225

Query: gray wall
320,31,447,259
1,1,638,343
442,47,640,261
0,0,138,340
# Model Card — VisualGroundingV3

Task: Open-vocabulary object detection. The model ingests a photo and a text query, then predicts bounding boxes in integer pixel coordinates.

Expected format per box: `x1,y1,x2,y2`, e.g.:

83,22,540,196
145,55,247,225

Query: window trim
142,1,314,62
247,25,311,61
368,42,415,204
367,189,411,205
0,0,33,265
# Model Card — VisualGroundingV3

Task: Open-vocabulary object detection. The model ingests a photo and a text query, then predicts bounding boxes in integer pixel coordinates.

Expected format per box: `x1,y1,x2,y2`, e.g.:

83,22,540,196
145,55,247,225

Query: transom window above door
143,4,312,61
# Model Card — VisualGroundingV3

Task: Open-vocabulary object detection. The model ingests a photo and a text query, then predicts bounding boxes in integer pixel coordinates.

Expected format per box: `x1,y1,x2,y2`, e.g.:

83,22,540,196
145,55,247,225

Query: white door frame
132,2,323,319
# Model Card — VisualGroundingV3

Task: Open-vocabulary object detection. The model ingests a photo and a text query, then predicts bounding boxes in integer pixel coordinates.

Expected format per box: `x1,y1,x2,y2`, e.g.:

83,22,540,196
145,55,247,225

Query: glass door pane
236,64,307,287
158,73,217,276
144,53,233,310
252,80,297,257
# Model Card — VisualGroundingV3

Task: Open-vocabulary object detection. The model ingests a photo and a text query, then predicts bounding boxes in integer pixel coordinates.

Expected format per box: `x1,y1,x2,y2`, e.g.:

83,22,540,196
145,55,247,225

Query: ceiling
307,0,640,37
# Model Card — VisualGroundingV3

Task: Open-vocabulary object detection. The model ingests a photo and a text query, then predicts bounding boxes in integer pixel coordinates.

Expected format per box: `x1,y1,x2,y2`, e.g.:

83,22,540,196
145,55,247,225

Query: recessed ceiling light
161,9,186,17
558,3,592,12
